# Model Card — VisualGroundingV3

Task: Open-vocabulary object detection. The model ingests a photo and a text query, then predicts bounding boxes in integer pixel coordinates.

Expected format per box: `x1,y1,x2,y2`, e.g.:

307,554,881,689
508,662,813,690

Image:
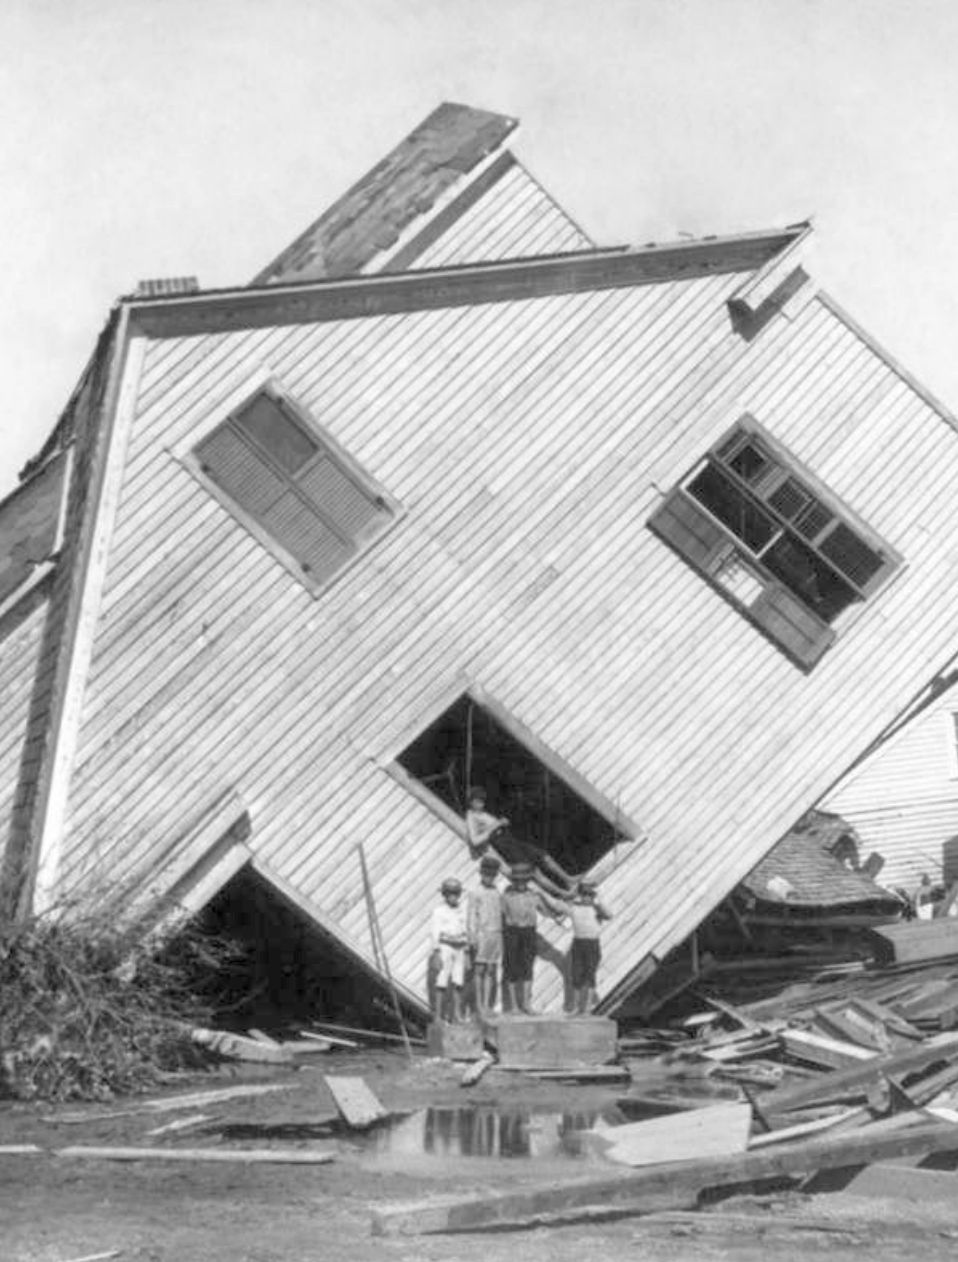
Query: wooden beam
370,1117,958,1236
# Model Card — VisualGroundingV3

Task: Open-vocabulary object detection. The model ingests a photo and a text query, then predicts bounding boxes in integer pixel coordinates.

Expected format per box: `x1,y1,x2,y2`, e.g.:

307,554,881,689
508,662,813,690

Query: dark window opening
396,695,625,874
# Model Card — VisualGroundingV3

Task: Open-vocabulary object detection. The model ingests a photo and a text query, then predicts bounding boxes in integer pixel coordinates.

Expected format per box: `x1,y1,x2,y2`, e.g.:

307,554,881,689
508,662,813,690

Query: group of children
428,852,612,1023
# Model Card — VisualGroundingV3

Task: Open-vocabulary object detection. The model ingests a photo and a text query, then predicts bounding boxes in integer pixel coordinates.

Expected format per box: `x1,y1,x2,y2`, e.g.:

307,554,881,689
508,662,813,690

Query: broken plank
56,1145,335,1164
370,1117,958,1236
748,1107,867,1148
763,1030,958,1112
599,1102,751,1167
324,1076,388,1129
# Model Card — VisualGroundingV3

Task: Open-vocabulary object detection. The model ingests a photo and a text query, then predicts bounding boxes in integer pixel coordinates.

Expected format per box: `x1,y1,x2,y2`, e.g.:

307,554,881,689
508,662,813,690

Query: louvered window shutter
194,393,395,591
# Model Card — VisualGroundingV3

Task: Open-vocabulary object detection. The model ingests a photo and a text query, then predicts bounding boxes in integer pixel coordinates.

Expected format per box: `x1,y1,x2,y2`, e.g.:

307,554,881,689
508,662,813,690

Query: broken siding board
324,1076,388,1129
599,1102,752,1167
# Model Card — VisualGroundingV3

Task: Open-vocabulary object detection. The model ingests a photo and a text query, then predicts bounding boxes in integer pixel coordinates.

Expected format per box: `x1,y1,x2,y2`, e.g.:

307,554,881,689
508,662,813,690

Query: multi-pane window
193,388,397,593
649,417,900,669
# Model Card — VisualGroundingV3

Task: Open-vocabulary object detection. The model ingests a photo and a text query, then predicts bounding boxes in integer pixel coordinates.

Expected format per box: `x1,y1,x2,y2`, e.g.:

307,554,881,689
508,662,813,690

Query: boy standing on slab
429,877,468,1023
500,862,566,1015
568,879,612,1015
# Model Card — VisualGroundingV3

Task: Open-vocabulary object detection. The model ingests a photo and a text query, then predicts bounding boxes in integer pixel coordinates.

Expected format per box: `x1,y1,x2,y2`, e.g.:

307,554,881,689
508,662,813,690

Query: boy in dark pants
500,862,566,1014
568,879,612,1015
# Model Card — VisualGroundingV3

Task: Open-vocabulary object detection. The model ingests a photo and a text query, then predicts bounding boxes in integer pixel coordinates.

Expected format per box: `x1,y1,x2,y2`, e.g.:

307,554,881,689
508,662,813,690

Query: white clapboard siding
824,689,958,889
54,267,958,1012
0,598,49,868
410,161,592,269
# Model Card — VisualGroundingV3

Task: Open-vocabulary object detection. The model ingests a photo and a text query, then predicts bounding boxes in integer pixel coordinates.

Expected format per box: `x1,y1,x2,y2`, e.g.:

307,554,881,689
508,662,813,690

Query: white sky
2,0,958,497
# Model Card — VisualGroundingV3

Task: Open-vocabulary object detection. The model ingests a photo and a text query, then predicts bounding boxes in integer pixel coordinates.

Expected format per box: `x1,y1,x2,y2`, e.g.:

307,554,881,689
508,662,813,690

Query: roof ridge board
129,226,806,338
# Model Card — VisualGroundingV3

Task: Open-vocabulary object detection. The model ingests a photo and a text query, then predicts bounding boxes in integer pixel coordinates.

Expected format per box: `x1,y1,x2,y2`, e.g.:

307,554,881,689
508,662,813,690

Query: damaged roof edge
128,226,808,339
252,101,519,286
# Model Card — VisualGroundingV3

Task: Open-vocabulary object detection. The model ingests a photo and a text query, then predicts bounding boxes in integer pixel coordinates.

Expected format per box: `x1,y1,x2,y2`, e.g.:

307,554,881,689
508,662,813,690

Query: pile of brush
0,910,237,1101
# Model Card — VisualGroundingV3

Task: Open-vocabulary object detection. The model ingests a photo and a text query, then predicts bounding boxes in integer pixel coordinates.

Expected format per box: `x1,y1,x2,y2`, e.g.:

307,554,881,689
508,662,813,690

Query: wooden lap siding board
48,265,958,1013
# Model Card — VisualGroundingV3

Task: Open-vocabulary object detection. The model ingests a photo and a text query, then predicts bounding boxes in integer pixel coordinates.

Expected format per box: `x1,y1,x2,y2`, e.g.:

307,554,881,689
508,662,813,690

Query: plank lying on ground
300,1029,357,1048
59,1251,121,1262
763,1031,958,1112
501,1064,630,1082
369,1117,958,1236
145,1113,212,1137
56,1145,335,1164
308,1022,426,1047
599,1102,751,1166
870,921,958,965
41,1082,293,1125
325,1076,389,1128
0,1145,43,1155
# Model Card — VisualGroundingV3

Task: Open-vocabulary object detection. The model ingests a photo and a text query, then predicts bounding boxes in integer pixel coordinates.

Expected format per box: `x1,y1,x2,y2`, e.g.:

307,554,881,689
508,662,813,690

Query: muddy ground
3,1048,958,1261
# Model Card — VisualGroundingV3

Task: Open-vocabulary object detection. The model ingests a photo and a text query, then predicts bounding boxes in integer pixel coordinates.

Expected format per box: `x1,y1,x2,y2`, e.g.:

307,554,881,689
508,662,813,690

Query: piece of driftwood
598,1102,752,1167
370,1116,958,1236
763,1031,958,1112
56,1145,335,1164
191,1028,293,1064
461,1053,495,1087
324,1076,389,1129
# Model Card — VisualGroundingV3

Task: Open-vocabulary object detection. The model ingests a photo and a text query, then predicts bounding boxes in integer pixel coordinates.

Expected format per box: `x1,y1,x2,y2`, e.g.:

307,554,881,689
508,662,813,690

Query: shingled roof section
742,810,901,910
252,102,518,285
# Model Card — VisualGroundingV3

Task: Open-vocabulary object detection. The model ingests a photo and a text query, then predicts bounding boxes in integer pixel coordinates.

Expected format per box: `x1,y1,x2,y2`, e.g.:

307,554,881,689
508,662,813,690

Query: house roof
742,810,900,909
252,102,518,285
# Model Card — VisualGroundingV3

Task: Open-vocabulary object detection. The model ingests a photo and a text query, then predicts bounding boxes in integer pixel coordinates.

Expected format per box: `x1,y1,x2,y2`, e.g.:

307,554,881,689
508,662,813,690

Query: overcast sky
2,0,957,497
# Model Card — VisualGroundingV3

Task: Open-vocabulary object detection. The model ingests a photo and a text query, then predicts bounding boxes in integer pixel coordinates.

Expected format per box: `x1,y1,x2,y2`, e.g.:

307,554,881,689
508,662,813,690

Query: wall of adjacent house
824,691,958,892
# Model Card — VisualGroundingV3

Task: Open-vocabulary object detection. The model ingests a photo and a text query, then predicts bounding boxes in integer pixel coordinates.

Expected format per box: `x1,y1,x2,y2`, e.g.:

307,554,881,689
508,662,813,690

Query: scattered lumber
191,1028,293,1064
306,1022,426,1047
56,1145,335,1164
763,1031,958,1112
370,1117,958,1236
597,1102,751,1167
279,1038,333,1055
324,1076,389,1129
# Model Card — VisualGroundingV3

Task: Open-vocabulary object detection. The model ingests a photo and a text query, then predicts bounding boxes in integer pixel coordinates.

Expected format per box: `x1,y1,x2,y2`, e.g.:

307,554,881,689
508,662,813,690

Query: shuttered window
194,389,396,593
649,416,900,670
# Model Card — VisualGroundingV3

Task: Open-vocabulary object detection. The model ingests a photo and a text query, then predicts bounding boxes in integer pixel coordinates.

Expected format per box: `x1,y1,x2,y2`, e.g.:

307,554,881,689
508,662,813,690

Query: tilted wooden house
3,101,958,1015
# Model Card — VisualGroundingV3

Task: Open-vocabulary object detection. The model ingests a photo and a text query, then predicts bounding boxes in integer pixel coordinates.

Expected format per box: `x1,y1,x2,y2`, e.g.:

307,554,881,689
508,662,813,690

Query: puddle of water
360,1101,676,1160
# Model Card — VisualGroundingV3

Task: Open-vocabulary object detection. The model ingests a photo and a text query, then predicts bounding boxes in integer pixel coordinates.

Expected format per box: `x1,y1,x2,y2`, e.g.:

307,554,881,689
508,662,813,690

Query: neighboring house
4,102,958,1016
823,685,958,894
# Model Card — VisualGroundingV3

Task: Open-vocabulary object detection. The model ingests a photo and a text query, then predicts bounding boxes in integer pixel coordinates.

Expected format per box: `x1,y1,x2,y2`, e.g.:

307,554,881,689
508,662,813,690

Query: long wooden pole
358,843,414,1061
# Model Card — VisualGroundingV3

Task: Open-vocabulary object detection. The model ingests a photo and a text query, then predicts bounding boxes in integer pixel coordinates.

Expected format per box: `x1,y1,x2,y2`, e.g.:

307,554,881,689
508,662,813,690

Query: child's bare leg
434,985,447,1021
450,985,462,1024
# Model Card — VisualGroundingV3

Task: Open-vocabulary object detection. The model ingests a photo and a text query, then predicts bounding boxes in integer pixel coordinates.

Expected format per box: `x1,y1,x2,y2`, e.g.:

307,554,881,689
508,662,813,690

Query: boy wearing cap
467,855,503,1014
568,880,612,1015
429,878,468,1023
501,863,566,1015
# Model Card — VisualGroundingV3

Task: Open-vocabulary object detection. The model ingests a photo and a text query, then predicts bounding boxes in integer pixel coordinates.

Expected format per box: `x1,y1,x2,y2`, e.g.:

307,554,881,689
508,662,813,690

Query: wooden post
358,843,414,1061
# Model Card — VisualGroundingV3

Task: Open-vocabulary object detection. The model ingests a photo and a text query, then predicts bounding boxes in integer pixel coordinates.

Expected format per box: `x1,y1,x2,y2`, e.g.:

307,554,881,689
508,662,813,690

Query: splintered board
481,1014,617,1068
324,1076,389,1129
597,1102,752,1167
